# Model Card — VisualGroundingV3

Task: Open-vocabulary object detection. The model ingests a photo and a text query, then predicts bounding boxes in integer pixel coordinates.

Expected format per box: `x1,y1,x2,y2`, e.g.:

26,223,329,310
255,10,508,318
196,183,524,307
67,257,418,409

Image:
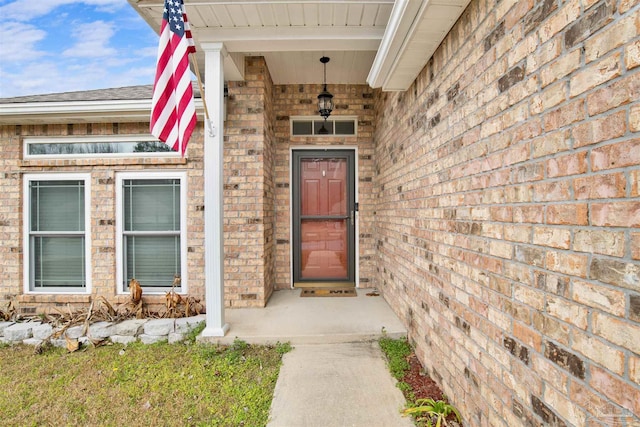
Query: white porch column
200,42,229,337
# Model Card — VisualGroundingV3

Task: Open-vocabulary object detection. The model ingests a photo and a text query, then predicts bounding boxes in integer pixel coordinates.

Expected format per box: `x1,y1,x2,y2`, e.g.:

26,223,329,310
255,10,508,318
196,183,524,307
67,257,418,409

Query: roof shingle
0,84,201,104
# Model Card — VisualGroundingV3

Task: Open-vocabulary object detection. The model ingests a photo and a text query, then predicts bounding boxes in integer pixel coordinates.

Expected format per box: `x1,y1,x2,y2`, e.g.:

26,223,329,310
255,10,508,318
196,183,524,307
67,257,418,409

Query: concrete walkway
199,289,412,426
267,342,413,427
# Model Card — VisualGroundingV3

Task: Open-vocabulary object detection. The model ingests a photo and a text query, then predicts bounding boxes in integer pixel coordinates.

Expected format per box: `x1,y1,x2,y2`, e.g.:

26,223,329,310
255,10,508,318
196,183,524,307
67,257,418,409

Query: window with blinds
116,172,187,293
25,175,91,292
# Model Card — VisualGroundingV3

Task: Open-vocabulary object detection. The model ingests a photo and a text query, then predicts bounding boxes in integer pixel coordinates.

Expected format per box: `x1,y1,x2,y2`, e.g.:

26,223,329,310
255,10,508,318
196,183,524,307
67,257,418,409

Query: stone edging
0,315,206,347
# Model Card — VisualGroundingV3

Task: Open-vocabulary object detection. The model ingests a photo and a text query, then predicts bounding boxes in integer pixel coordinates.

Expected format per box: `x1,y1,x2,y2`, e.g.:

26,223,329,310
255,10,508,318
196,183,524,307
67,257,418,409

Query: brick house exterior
372,0,640,425
1,0,639,425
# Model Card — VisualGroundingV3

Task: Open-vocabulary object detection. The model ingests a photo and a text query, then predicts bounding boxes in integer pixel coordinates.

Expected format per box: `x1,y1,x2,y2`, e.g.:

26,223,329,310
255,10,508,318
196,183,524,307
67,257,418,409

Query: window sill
19,157,188,168
18,294,92,304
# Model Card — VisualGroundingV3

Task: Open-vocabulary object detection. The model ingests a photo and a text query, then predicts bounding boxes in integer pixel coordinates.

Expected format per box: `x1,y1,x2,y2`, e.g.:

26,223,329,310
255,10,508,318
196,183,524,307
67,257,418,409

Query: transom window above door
290,116,357,136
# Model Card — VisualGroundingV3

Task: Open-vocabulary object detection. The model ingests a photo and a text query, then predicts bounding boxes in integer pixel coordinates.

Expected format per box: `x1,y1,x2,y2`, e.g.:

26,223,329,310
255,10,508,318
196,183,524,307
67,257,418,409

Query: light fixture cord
323,60,327,89
324,61,328,123
323,59,327,125
323,61,326,123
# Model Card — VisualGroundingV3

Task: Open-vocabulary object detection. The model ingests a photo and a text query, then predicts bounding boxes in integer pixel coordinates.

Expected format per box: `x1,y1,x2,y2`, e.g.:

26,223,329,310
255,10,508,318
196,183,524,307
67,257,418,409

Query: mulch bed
402,353,445,401
399,352,461,426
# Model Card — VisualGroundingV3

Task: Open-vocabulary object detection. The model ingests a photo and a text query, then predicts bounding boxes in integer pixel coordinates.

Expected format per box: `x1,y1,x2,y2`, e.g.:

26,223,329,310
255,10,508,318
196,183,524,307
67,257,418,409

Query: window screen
122,179,182,289
29,180,86,290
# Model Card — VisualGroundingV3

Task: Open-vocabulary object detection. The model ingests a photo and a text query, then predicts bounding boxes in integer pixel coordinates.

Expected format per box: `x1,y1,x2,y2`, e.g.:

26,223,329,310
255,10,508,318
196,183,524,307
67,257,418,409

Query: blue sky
0,0,159,98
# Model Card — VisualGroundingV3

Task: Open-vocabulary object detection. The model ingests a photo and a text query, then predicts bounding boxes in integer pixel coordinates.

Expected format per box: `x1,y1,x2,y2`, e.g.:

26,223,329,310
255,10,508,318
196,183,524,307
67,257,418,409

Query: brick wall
0,122,207,313
0,58,376,311
263,59,278,303
374,0,640,425
272,83,377,289
224,57,276,306
0,126,23,304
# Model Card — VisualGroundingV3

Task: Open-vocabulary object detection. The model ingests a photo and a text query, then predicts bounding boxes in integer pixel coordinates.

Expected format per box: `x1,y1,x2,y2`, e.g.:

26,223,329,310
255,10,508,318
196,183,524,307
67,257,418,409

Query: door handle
350,210,354,226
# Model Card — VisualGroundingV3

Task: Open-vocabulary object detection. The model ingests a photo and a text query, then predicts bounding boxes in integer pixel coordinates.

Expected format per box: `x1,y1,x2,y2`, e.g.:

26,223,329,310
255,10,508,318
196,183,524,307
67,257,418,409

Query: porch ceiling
128,0,471,90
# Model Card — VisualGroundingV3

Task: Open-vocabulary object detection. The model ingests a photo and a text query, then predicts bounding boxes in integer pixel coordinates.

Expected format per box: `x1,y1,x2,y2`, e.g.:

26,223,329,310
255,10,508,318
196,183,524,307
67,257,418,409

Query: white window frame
115,171,188,295
290,116,358,137
23,173,92,294
23,135,181,160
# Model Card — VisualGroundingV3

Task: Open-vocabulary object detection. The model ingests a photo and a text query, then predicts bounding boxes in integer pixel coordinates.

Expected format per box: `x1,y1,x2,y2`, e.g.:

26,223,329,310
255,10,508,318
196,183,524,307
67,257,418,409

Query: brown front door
292,150,355,286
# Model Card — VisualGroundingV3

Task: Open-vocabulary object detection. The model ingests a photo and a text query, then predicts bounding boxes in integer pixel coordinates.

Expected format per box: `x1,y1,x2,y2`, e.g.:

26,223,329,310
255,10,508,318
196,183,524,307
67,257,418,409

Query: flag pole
189,53,215,137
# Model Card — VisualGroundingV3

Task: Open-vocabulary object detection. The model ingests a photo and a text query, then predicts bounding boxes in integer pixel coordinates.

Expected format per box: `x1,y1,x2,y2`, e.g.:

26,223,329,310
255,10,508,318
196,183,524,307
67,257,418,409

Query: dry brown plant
19,277,204,353
129,278,142,303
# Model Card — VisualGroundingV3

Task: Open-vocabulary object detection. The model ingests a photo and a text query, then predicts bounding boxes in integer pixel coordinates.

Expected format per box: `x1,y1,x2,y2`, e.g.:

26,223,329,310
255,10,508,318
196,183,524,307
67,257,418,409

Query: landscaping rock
89,322,113,339
4,322,40,341
168,332,184,344
110,335,137,345
112,319,147,336
139,334,166,345
65,325,84,339
0,316,206,347
23,338,43,346
0,321,15,336
32,323,53,340
175,315,206,334
144,319,175,336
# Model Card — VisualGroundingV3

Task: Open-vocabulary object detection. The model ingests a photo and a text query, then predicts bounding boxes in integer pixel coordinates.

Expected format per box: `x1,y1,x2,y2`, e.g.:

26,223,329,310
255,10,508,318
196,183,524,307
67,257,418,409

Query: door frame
289,146,359,288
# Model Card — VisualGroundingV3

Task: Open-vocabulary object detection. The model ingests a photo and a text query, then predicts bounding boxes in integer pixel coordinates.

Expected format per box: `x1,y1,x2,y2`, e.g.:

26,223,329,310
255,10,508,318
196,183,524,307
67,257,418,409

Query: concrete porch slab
198,288,407,345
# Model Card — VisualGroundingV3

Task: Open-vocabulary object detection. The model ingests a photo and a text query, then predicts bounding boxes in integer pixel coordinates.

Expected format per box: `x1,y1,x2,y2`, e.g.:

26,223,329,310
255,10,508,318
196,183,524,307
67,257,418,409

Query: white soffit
129,0,393,84
130,0,470,89
367,0,471,91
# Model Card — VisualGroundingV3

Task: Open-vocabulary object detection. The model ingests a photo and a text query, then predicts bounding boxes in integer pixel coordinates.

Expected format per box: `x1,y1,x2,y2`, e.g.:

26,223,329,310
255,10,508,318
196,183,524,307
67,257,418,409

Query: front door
292,150,356,286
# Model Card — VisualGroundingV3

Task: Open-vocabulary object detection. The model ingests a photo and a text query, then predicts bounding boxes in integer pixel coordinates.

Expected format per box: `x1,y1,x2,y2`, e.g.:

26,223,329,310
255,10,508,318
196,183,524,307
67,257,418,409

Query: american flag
150,0,197,156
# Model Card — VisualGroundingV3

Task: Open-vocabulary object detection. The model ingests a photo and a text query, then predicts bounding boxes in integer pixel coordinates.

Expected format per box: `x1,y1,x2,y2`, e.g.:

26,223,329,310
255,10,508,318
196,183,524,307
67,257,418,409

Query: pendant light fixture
317,56,333,134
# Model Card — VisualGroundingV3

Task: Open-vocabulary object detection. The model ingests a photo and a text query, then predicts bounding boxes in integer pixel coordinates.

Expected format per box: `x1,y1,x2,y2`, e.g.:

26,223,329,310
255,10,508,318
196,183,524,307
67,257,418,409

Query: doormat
300,288,357,297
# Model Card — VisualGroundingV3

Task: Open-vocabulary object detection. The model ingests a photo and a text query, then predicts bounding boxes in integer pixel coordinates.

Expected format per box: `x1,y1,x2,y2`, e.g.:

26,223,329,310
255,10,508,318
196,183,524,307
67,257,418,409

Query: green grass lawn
0,339,290,426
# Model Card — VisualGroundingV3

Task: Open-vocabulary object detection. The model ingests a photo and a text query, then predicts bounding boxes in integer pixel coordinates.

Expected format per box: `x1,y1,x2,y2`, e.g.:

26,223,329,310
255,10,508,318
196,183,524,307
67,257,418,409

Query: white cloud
0,0,126,21
63,20,117,58
0,0,158,97
0,22,47,61
106,65,157,87
139,46,160,58
0,56,156,98
0,62,64,97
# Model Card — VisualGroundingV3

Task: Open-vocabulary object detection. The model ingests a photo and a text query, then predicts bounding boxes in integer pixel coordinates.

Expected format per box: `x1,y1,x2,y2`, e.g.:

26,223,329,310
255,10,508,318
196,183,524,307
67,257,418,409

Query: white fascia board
378,0,434,91
0,99,151,116
0,99,205,124
369,0,471,91
367,0,422,89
